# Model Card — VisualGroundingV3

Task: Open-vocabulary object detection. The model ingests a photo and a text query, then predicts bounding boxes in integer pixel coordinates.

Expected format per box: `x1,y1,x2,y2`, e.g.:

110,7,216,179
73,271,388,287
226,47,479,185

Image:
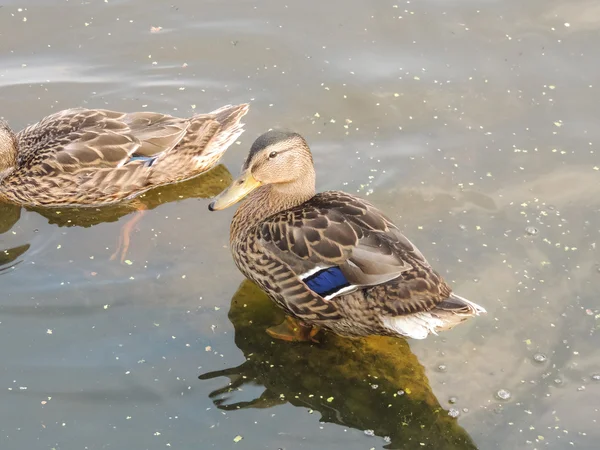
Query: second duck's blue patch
129,155,157,167
303,267,350,298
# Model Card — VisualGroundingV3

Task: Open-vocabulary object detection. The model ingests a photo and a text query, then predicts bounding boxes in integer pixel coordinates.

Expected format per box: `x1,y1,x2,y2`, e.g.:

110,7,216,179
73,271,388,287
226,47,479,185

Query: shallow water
1,0,599,449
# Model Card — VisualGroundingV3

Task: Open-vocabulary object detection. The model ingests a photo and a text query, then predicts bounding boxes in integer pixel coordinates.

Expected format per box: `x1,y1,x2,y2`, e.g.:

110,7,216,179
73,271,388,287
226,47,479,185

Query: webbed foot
266,316,320,343
110,204,147,263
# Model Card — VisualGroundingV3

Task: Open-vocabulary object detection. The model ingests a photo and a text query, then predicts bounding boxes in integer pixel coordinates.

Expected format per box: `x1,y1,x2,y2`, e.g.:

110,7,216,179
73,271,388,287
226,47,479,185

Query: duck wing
258,191,433,303
16,108,188,174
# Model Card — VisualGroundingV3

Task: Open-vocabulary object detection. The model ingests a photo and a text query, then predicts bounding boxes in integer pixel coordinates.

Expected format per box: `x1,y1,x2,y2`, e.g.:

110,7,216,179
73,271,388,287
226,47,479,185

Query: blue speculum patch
304,267,351,297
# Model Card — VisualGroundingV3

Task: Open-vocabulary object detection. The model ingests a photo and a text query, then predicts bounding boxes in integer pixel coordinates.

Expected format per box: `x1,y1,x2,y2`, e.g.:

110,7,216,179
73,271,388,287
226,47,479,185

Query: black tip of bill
208,201,215,211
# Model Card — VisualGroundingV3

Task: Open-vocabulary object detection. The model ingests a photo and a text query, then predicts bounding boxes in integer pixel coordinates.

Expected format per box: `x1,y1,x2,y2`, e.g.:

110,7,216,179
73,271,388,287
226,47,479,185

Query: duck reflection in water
0,164,234,267
0,202,29,273
199,280,478,450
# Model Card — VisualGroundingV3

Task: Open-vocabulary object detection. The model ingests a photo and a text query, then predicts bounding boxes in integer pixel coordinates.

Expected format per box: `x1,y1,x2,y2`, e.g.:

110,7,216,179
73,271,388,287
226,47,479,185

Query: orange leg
110,205,147,263
266,316,320,343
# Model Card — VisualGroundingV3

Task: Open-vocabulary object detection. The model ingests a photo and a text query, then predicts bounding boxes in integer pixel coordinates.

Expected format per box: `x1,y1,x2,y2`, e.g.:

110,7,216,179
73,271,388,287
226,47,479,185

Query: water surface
1,0,599,449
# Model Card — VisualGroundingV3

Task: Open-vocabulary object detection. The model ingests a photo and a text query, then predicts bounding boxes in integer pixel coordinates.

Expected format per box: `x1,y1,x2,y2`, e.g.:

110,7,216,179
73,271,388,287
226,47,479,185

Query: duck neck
0,121,18,181
230,174,316,242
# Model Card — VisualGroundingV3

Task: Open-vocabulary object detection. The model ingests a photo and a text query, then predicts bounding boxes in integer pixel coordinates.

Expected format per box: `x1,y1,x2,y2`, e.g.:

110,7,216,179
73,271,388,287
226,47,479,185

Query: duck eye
268,151,278,159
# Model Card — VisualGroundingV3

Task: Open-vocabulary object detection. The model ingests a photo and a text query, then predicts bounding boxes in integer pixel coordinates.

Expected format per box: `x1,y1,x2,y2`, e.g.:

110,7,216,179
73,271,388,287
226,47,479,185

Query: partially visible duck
0,103,249,260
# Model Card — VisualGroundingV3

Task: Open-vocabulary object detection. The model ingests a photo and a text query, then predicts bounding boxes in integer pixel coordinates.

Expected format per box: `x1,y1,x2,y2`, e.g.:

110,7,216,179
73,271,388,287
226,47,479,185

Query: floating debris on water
496,389,511,401
592,374,600,381
525,226,539,236
364,429,375,437
448,408,460,418
533,353,547,363
448,396,458,404
233,435,243,443
437,364,447,372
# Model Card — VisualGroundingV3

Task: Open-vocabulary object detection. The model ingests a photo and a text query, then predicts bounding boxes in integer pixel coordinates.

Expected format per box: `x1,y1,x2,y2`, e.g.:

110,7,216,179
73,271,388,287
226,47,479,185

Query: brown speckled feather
233,191,451,326
0,104,248,206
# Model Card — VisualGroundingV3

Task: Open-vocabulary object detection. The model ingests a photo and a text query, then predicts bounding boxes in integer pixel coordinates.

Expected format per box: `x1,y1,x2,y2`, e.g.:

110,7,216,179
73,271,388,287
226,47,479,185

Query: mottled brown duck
209,130,486,341
0,104,249,260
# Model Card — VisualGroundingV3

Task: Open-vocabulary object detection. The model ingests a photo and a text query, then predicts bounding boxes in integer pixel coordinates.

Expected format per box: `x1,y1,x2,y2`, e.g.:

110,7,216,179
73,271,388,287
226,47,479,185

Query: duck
208,130,486,341
0,104,249,206
0,103,249,260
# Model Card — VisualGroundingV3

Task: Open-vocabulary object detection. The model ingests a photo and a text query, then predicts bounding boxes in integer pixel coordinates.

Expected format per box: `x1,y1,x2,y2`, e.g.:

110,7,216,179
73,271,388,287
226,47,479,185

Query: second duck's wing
15,108,189,174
